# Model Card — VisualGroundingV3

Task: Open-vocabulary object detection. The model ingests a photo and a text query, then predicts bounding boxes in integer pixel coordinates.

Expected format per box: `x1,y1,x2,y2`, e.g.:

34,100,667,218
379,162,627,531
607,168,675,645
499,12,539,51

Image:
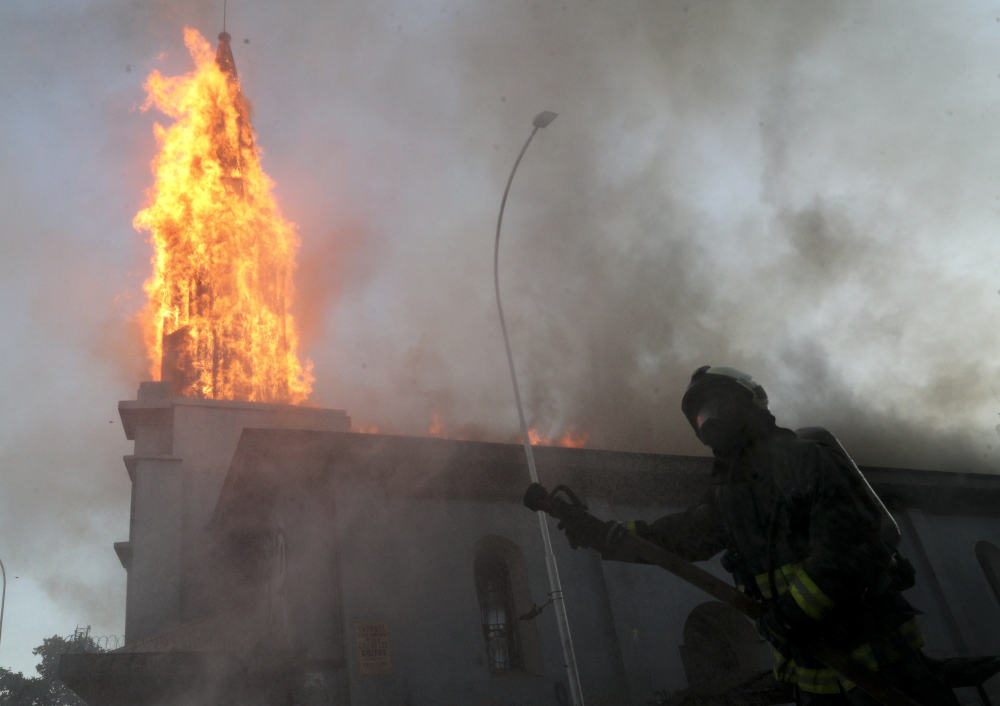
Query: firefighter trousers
795,651,959,706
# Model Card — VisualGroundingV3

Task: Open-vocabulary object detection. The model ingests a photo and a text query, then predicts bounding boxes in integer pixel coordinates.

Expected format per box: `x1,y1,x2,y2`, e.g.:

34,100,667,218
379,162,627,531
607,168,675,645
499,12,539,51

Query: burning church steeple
133,27,313,404
215,31,238,79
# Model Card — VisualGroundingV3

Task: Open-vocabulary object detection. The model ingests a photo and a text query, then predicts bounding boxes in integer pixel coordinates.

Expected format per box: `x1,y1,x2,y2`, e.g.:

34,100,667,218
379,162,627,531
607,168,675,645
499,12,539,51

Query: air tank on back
795,426,902,549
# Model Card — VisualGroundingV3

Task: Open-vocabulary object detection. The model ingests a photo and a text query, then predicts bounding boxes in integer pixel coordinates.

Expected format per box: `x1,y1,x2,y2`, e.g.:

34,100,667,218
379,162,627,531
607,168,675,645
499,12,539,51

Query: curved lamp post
493,110,585,706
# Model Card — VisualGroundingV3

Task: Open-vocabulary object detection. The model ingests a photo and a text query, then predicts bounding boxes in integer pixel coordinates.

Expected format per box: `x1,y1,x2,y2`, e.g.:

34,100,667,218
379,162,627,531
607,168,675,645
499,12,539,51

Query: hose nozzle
523,482,551,512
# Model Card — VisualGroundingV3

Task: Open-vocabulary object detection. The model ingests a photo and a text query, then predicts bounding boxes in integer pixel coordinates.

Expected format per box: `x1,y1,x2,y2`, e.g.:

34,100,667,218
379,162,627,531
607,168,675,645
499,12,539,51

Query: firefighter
558,365,959,705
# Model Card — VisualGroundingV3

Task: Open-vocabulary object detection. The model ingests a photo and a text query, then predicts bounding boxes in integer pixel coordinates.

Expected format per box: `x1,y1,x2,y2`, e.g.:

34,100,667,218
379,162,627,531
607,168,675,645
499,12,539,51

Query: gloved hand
557,511,625,553
757,588,825,645
755,600,796,646
757,595,851,648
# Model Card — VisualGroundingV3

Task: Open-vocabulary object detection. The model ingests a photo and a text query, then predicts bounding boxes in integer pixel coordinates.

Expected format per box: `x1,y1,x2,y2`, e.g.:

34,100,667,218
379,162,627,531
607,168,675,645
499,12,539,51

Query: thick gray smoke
1,0,998,676
258,1,1000,474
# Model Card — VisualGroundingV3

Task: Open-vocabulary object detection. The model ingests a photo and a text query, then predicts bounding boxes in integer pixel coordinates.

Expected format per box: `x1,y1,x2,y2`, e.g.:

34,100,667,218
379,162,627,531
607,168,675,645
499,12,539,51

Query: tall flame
133,28,313,404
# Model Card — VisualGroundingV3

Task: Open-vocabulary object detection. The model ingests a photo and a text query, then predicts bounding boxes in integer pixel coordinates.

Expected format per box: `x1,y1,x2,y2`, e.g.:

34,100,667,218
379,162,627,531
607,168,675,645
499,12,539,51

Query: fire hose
523,482,927,706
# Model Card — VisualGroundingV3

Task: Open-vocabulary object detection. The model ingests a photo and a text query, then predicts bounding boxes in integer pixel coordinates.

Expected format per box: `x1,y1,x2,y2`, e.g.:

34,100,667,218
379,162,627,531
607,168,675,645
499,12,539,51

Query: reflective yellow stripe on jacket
755,562,835,621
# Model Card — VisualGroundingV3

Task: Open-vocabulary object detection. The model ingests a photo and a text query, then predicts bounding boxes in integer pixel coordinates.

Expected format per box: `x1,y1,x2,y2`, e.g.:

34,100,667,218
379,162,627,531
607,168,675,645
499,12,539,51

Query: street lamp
493,110,585,706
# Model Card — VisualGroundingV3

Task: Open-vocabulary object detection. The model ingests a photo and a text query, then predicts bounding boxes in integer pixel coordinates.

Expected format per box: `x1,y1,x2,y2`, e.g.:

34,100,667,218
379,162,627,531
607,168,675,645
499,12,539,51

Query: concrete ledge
212,429,1000,520
122,455,182,483
113,541,132,571
118,400,173,441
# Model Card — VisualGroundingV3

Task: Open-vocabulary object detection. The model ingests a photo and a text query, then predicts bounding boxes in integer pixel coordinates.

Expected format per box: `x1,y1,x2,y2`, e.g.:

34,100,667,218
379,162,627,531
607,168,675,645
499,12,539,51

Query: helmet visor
684,384,750,432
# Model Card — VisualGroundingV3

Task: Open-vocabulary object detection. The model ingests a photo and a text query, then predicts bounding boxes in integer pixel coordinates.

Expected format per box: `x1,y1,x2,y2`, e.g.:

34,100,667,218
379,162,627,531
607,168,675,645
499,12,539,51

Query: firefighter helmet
681,365,769,435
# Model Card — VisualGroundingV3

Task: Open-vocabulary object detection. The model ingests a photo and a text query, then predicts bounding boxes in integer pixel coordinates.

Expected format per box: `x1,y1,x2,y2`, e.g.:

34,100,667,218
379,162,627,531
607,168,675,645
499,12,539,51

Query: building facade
61,385,1000,705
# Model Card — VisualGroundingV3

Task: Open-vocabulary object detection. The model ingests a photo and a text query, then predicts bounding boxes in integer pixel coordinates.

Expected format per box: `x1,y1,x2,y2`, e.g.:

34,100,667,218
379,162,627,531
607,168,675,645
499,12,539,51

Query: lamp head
532,111,558,129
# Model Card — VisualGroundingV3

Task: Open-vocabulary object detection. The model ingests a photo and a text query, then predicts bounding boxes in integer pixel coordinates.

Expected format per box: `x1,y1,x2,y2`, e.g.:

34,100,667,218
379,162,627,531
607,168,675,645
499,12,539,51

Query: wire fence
63,625,124,653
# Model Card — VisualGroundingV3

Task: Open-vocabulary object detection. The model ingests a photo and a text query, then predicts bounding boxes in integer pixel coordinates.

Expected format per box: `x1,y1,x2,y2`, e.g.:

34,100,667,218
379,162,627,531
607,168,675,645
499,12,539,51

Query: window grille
475,553,523,672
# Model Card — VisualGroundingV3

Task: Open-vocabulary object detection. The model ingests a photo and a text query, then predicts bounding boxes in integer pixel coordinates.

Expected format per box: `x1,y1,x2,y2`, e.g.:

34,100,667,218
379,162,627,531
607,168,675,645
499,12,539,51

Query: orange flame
428,412,446,438
420,414,589,447
133,28,313,404
528,428,590,448
556,431,590,448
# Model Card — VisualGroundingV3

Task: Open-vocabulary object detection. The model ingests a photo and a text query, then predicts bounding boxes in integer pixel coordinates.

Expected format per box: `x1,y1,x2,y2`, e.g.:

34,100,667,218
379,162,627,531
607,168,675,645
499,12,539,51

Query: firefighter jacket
623,426,921,695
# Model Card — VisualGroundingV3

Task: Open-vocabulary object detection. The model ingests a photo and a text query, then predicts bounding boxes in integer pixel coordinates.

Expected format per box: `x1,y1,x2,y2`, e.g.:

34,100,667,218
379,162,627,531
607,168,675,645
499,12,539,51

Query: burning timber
134,28,312,404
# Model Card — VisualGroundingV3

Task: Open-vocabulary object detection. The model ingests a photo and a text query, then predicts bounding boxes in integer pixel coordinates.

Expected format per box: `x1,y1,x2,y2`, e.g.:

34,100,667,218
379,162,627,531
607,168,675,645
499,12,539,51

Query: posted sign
356,622,392,676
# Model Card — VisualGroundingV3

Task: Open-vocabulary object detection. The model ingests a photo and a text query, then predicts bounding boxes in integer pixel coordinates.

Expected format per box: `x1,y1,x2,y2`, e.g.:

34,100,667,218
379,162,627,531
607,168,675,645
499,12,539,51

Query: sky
1,0,1000,676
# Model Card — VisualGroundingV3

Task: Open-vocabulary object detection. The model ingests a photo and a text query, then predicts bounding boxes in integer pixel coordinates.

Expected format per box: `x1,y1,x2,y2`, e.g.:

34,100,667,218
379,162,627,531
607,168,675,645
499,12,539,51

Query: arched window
474,551,523,672
679,601,770,687
975,540,1000,607
473,536,542,674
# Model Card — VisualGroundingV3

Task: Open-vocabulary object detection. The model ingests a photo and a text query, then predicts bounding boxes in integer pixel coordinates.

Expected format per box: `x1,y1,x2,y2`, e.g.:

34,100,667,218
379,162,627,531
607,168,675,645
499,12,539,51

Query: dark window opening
680,601,771,687
475,552,523,673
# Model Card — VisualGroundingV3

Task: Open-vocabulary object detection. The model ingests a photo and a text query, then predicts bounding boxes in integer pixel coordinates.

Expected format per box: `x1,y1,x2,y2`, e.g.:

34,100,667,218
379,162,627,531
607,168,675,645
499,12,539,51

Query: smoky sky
1,0,999,675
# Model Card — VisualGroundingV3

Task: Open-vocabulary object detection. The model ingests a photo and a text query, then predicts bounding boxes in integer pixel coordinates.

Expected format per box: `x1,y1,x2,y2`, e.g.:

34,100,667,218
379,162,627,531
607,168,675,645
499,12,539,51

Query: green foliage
0,669,49,706
0,633,102,706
